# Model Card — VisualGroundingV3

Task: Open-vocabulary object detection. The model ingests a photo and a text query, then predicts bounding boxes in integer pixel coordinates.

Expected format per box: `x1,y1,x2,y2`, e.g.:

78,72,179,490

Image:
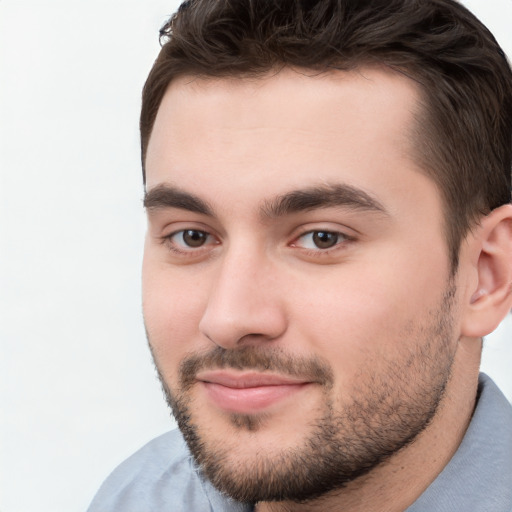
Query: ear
461,204,512,337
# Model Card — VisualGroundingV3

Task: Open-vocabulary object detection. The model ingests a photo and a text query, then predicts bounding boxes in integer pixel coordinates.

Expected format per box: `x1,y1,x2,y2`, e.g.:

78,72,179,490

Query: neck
256,338,481,512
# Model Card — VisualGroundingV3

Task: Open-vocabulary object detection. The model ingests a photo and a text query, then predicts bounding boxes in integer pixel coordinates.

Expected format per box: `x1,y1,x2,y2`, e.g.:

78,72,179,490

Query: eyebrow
143,183,388,219
261,184,388,218
144,184,213,216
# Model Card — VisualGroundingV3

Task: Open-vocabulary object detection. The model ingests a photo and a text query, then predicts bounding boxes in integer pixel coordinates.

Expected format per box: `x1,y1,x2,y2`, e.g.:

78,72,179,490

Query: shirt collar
406,373,512,512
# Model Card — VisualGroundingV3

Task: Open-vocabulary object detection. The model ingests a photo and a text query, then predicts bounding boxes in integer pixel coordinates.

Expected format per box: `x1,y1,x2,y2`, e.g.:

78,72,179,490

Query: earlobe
461,204,512,338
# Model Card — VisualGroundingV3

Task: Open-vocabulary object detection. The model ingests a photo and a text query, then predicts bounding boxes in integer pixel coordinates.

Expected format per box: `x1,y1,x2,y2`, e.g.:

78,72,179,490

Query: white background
1,1,511,511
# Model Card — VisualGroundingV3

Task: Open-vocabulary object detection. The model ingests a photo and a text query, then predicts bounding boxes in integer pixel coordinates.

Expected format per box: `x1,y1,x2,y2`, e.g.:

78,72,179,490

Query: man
88,0,512,510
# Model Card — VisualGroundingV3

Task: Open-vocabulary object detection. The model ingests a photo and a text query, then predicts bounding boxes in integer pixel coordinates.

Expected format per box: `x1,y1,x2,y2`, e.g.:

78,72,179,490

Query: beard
149,283,457,504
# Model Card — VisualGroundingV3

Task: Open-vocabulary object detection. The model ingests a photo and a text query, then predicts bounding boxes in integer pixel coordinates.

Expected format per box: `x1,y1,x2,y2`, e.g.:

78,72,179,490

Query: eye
181,229,209,247
293,230,348,250
167,229,215,250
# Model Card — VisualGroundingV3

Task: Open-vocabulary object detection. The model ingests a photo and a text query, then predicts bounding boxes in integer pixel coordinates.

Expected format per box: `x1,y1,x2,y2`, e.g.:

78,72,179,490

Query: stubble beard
149,283,458,504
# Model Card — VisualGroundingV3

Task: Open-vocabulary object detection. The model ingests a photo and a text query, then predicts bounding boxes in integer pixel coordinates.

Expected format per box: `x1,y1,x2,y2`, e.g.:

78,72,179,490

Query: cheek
287,250,449,384
142,259,209,373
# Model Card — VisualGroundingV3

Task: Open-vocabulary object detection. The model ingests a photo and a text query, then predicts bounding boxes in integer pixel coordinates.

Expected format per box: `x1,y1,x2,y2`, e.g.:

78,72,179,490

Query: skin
142,67,511,511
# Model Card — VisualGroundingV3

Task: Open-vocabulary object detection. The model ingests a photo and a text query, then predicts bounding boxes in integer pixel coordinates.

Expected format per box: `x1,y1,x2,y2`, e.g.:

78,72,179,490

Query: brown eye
312,231,339,249
182,229,208,247
292,230,348,252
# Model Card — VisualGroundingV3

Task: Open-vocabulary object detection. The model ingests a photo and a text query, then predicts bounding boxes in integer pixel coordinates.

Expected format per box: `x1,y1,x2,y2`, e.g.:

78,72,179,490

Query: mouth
195,370,312,415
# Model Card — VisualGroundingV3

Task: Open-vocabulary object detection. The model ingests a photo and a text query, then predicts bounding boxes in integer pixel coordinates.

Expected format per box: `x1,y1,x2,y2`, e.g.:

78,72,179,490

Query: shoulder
87,429,211,512
87,430,251,512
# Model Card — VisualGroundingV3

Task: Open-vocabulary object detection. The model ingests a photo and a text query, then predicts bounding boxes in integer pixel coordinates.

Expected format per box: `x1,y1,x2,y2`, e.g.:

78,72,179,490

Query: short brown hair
140,0,512,269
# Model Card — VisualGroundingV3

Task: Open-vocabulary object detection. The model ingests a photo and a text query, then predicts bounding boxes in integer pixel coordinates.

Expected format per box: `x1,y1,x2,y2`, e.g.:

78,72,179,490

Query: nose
198,248,287,349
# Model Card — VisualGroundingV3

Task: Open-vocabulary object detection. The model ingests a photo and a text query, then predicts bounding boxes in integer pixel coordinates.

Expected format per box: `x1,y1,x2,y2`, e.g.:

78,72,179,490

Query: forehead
145,67,429,213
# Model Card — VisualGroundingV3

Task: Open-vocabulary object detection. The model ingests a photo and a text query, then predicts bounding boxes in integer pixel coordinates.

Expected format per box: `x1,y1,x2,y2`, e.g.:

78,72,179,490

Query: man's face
142,68,461,502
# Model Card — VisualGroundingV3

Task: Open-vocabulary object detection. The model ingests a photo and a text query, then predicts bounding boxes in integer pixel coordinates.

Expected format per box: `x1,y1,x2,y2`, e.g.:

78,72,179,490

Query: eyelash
162,229,219,256
161,228,354,258
291,230,353,255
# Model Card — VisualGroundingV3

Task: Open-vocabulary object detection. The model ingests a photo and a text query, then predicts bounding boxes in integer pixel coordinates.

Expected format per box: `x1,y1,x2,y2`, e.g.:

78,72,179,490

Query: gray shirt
88,374,512,511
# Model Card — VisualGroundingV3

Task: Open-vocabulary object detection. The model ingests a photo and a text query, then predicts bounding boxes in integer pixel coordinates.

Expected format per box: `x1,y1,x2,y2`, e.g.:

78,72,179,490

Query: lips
196,370,311,414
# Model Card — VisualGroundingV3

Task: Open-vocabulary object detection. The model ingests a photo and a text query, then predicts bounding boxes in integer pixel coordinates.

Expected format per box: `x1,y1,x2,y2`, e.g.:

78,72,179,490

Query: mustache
178,345,334,391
